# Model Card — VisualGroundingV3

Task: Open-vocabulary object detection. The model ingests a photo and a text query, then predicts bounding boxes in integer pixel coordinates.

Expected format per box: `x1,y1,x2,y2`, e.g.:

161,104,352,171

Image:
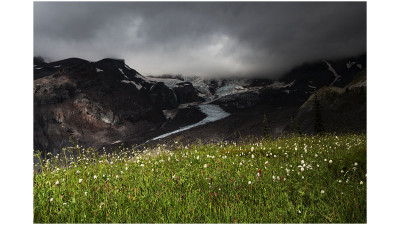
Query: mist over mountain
34,2,366,78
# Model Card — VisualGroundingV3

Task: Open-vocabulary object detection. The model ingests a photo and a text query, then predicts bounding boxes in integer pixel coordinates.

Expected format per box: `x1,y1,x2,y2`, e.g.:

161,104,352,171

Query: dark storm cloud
34,2,366,77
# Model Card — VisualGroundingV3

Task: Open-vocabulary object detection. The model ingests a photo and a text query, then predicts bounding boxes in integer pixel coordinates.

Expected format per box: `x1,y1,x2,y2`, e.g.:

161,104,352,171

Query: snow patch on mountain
308,85,317,89
183,76,213,98
137,73,151,82
325,60,341,86
121,80,142,90
147,77,182,88
124,64,132,70
96,68,103,72
346,61,356,69
266,80,295,89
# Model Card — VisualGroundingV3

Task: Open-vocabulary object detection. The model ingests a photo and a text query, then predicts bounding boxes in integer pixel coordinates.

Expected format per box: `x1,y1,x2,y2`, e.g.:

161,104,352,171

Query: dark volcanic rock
173,82,203,104
279,54,366,93
34,57,179,154
149,82,178,110
211,92,261,110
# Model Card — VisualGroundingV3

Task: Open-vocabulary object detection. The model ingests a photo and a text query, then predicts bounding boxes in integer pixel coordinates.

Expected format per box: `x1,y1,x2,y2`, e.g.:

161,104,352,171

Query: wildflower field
33,134,366,223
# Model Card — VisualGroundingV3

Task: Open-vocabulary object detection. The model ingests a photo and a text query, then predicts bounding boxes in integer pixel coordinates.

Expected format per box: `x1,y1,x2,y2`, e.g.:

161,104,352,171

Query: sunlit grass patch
34,134,366,223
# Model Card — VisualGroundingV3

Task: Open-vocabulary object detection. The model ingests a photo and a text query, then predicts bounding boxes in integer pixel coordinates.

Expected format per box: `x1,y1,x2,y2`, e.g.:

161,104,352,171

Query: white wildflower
329,160,333,164
79,179,83,184
204,164,207,168
321,190,325,194
50,198,53,202
248,181,252,185
360,181,363,185
93,175,97,180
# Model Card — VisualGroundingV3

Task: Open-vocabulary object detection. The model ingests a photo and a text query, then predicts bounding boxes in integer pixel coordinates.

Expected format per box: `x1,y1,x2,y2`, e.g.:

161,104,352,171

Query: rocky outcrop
149,82,178,109
173,82,203,104
211,91,261,110
288,85,366,134
34,57,179,154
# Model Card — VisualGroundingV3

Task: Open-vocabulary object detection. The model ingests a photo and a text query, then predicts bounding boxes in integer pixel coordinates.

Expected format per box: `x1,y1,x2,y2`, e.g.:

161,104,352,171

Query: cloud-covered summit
34,2,366,77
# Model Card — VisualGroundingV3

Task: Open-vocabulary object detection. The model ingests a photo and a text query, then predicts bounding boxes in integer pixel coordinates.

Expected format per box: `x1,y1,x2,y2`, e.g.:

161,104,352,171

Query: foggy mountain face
34,2,366,78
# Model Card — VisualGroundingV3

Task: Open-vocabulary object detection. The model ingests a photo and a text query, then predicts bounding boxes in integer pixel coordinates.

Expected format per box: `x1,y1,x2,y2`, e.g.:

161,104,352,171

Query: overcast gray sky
34,2,366,77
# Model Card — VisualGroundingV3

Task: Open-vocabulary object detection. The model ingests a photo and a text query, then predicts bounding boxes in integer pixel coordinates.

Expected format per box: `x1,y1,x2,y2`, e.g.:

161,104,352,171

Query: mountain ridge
34,54,366,154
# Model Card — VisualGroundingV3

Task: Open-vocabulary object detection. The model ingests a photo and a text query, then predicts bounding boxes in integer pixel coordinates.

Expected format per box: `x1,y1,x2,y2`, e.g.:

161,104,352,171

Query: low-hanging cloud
34,2,366,78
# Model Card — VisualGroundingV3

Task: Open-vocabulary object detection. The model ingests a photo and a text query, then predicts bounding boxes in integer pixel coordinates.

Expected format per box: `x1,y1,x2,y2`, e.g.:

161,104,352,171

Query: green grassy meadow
33,134,366,223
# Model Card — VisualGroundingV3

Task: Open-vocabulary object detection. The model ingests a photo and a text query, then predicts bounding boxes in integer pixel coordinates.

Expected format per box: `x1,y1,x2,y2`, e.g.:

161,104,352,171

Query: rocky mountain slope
34,57,202,154
144,53,366,145
34,53,366,153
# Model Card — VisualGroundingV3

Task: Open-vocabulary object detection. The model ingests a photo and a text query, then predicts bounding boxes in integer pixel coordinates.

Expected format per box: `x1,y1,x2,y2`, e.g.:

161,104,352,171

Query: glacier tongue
151,104,230,141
